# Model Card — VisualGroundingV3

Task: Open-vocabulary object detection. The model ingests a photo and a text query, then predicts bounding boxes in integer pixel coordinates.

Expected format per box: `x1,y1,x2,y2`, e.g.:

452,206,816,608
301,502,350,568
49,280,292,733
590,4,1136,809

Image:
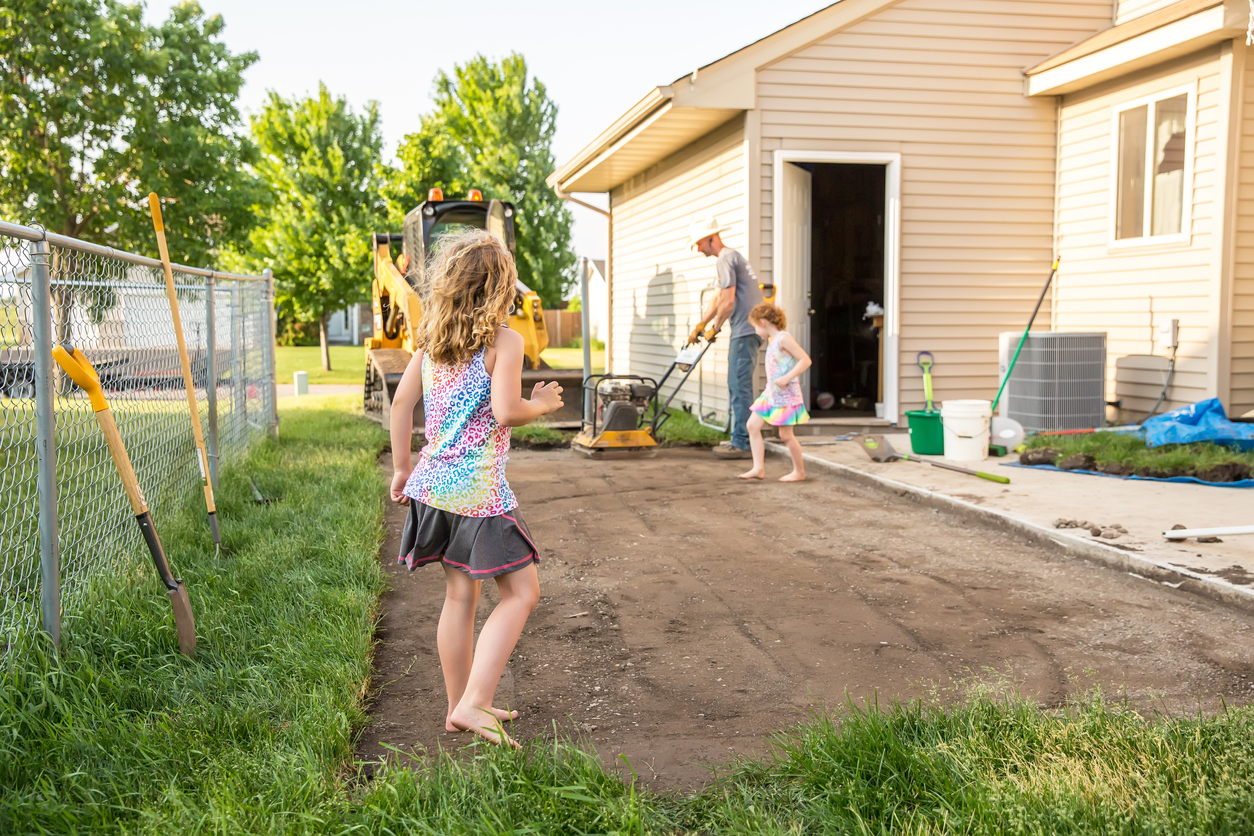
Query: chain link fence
0,221,276,647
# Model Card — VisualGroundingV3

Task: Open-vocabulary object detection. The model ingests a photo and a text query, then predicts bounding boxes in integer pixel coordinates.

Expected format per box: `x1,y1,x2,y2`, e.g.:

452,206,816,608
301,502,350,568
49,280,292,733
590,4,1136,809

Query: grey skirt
398,501,539,578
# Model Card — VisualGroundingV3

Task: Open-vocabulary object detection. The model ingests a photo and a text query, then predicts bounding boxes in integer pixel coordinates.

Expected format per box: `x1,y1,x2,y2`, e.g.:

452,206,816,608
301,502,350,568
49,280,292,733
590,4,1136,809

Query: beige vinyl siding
1054,48,1223,419
1232,52,1254,416
756,0,1111,422
1115,0,1181,25
608,116,746,420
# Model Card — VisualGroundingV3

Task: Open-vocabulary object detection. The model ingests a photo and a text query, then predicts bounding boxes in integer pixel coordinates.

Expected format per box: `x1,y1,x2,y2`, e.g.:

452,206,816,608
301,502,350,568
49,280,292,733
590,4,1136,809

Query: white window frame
1107,82,1196,250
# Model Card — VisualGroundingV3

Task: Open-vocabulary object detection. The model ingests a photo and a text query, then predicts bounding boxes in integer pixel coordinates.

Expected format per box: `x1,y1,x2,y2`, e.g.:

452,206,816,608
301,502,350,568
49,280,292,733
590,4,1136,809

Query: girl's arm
490,327,564,427
389,349,424,504
773,332,813,387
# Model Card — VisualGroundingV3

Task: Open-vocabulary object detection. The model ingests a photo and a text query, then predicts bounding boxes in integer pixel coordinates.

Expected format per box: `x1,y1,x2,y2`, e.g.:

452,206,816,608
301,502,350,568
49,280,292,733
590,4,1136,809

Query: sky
147,0,829,264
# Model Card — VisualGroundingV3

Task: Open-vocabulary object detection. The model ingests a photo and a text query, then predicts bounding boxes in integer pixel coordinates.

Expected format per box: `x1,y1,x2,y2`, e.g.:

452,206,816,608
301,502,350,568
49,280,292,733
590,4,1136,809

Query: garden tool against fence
859,434,1010,484
149,193,219,554
988,257,1060,454
572,332,718,457
51,343,198,657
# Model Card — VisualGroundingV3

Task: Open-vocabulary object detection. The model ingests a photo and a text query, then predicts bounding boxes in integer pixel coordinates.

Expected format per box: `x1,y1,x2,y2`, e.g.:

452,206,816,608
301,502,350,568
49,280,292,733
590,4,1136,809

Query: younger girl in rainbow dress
388,230,565,748
738,302,812,482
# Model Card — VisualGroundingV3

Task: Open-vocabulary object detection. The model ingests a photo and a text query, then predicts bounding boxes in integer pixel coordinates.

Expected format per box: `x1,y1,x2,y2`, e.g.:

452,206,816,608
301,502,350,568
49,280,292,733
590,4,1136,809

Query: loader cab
401,191,517,290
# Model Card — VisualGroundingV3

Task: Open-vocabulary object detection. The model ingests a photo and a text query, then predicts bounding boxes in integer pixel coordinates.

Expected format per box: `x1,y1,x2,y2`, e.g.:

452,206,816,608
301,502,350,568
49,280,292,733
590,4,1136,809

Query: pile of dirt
1019,449,1251,483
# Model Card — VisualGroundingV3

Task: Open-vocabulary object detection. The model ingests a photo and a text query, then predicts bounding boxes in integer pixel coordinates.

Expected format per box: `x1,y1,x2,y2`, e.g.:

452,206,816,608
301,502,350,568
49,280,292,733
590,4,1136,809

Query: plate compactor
572,335,716,457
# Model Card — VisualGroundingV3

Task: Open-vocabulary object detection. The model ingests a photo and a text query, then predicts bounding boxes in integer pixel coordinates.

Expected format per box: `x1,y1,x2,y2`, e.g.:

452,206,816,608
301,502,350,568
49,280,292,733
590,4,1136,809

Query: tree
387,54,575,306
0,0,260,265
245,85,383,371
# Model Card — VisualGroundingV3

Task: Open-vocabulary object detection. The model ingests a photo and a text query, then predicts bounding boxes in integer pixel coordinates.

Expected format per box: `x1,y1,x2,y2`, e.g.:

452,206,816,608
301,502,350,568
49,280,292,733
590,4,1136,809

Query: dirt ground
358,448,1254,789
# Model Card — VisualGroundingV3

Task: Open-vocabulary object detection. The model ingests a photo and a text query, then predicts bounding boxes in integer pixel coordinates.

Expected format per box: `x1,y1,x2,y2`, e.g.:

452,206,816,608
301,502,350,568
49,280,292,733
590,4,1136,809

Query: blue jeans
727,334,762,450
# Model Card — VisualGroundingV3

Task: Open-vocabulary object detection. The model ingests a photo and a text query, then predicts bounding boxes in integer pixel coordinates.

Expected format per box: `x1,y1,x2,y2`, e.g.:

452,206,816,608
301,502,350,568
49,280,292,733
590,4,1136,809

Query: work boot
712,441,751,459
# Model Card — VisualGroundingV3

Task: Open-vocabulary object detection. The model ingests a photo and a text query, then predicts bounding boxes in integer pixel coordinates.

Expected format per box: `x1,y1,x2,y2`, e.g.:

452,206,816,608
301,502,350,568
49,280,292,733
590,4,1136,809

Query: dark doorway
805,163,885,416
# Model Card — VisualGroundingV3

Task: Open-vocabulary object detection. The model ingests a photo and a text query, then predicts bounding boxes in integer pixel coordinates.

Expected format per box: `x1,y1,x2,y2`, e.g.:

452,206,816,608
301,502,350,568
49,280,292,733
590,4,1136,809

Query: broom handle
149,194,218,544
991,257,1059,414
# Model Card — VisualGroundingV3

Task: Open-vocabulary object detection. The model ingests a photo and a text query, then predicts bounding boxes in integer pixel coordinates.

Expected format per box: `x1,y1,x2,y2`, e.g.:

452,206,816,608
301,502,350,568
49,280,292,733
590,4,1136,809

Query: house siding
1054,48,1224,419
1115,0,1181,26
1233,49,1254,416
756,0,1111,422
608,116,747,421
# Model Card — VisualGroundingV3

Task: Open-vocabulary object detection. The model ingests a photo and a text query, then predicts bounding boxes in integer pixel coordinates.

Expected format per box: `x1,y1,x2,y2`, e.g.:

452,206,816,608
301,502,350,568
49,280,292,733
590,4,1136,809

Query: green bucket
906,410,944,455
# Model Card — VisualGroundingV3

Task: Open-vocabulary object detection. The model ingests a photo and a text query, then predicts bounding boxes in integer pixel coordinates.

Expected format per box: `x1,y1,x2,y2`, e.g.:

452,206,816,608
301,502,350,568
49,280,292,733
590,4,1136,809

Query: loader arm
371,236,423,353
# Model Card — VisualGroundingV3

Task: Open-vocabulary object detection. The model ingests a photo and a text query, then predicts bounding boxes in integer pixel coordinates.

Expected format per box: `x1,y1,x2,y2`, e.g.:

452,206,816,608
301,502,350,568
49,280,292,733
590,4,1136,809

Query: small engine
595,378,656,432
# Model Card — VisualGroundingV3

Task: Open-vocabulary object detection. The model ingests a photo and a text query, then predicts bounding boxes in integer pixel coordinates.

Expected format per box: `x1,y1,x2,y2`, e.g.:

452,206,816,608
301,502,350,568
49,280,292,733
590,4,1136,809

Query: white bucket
941,399,992,462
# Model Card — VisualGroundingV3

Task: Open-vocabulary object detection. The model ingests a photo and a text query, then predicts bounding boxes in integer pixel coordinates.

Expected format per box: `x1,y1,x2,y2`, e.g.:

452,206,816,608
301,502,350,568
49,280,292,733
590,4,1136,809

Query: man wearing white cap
686,218,763,459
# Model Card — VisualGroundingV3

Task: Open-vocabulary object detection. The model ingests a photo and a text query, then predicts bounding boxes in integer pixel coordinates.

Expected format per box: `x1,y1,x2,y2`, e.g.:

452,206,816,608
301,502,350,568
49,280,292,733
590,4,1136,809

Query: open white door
777,162,812,406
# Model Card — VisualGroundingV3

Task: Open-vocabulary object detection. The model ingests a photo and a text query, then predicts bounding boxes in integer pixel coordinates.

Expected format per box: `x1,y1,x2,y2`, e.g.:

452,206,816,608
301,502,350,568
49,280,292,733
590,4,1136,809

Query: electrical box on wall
1157,318,1179,350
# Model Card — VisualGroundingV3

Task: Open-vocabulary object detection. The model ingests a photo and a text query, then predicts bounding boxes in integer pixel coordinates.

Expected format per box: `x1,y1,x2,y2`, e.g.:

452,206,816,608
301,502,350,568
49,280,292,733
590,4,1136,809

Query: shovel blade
859,434,900,462
168,582,197,657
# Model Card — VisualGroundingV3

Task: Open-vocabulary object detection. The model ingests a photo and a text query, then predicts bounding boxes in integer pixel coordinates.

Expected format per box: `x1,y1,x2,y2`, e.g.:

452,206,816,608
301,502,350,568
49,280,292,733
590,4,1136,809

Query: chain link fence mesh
0,226,273,644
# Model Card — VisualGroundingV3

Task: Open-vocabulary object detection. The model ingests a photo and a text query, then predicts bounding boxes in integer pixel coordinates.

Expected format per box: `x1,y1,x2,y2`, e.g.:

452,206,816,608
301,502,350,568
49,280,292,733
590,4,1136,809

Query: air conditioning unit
997,332,1106,432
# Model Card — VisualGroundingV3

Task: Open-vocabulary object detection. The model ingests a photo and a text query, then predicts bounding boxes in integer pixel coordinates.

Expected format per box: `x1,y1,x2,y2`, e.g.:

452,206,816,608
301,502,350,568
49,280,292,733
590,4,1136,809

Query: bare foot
445,706,518,733
738,468,765,480
779,470,806,482
447,705,520,749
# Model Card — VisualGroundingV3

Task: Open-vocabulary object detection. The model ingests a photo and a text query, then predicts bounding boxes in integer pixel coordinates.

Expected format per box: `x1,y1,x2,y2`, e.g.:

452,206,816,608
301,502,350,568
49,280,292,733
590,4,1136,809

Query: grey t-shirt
715,247,763,339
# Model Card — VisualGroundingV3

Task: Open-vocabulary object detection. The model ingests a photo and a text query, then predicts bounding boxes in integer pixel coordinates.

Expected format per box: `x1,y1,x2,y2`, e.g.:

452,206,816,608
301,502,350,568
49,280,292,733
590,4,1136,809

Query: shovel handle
927,459,1011,484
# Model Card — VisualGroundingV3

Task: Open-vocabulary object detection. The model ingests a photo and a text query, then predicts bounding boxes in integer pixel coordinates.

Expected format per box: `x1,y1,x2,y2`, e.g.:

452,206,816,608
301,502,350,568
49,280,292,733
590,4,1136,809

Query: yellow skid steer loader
364,189,583,428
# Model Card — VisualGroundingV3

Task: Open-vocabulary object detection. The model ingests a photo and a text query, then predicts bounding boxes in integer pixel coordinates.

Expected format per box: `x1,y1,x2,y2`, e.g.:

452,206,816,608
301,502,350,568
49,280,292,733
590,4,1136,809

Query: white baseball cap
688,217,725,249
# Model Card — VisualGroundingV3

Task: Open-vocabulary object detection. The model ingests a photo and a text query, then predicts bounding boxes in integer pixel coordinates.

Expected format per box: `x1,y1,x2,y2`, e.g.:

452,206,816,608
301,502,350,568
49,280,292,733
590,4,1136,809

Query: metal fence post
204,273,219,487
31,239,60,649
263,269,278,437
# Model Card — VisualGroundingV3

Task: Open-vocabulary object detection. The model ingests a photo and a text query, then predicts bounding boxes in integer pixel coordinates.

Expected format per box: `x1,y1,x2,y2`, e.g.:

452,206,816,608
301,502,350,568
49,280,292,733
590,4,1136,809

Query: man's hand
686,324,706,346
703,326,720,343
390,470,412,505
530,381,565,415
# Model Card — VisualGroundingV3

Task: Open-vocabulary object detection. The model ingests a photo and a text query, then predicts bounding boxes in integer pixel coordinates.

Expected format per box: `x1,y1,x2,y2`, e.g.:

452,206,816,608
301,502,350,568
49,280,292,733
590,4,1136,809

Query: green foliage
1025,432,1254,470
0,0,260,264
274,345,365,386
0,395,388,833
241,84,383,336
652,406,729,447
386,54,575,307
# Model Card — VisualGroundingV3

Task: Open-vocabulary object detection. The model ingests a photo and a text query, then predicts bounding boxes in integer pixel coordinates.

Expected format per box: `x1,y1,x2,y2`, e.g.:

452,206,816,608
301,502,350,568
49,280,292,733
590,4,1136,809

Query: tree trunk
319,312,332,371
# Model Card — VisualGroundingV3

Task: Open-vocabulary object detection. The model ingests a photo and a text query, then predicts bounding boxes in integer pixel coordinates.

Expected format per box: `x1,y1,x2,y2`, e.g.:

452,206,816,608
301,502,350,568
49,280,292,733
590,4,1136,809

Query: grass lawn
541,346,604,373
1025,431,1254,478
5,395,1254,833
274,345,366,386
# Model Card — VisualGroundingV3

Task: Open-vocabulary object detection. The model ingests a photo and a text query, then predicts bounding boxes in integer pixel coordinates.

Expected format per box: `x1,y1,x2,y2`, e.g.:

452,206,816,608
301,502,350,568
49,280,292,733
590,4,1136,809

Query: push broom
148,193,219,553
52,344,197,656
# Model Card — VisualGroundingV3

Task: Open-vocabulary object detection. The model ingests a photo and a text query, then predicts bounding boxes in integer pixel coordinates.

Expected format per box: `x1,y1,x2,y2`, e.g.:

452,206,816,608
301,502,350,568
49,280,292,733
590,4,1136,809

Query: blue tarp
1141,398,1254,451
1002,462,1254,488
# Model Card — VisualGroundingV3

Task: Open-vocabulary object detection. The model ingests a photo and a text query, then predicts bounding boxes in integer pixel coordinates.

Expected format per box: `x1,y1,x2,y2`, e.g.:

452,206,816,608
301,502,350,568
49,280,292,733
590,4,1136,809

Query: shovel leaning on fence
51,343,197,657
149,193,219,555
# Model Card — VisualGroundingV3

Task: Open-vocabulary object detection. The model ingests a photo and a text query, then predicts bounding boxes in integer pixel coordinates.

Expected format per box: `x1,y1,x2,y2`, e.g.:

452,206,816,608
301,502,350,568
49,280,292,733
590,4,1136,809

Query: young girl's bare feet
445,706,518,733
738,468,765,480
447,705,521,748
779,470,806,482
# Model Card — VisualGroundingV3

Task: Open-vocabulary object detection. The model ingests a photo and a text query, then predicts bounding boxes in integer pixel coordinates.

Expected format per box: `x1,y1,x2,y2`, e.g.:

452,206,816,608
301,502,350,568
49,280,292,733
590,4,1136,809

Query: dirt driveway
359,448,1254,788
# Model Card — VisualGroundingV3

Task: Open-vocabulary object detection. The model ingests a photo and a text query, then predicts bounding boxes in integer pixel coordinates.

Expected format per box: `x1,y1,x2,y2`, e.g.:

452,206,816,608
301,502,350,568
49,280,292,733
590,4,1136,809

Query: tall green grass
0,395,388,833
4,394,1254,833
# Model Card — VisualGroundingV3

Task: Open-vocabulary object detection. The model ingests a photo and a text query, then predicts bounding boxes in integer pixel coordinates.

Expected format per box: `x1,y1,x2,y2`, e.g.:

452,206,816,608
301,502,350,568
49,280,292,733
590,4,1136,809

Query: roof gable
549,0,903,193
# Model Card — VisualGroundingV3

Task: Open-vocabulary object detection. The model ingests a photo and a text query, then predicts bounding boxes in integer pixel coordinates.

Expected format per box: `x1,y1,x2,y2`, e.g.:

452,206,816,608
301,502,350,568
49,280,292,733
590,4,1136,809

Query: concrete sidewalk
768,433,1254,613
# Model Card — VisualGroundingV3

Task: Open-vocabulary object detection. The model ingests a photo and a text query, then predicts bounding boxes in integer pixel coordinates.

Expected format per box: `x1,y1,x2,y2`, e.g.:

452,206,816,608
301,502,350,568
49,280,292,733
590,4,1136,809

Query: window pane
1151,94,1187,236
1116,105,1147,240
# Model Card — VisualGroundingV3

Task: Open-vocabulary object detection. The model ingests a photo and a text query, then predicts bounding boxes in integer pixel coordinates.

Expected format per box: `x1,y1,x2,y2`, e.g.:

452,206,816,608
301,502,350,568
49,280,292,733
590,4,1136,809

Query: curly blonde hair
416,230,518,365
748,302,786,330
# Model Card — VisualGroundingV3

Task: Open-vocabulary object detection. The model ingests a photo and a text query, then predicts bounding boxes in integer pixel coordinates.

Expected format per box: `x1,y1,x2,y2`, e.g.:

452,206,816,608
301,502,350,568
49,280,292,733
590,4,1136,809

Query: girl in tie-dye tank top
741,302,812,483
388,230,565,748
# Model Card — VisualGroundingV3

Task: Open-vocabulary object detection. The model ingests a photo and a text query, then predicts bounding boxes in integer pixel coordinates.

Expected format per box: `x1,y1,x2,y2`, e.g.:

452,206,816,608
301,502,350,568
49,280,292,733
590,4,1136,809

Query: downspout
553,184,612,372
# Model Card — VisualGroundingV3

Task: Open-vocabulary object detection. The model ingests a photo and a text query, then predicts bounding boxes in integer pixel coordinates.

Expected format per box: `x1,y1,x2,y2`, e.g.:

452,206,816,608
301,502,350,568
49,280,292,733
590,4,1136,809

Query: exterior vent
997,332,1106,432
